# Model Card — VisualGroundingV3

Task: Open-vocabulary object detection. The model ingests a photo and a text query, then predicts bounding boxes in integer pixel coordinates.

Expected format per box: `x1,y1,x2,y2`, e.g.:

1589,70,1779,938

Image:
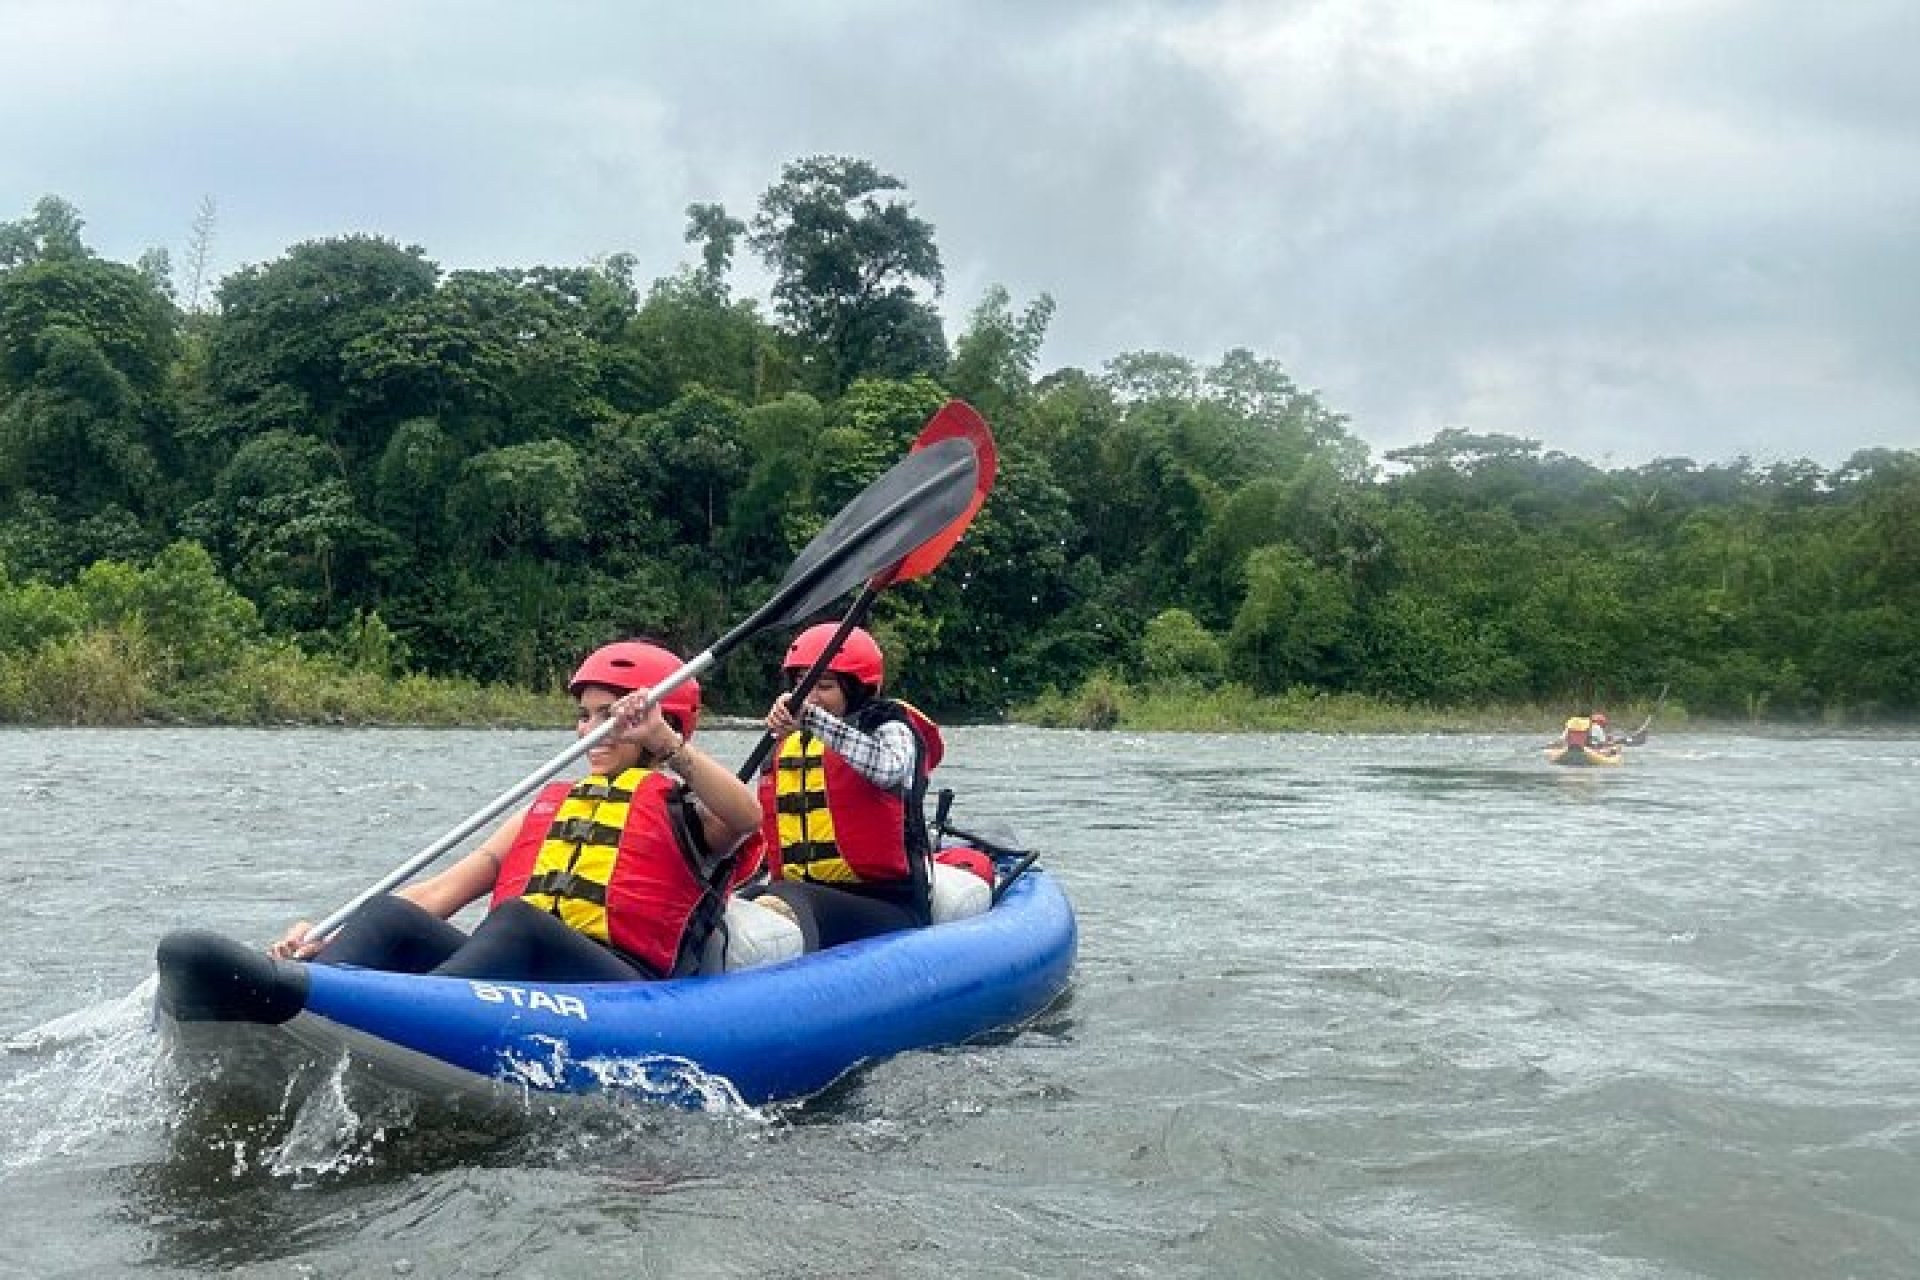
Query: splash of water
0,1001,170,1182
497,1035,757,1113
4,976,158,1054
3,993,772,1198
267,1056,418,1184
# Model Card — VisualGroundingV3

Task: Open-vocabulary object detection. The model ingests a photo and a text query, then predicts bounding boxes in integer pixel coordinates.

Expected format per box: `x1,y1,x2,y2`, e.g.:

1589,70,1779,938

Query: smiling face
575,686,644,777
789,670,851,718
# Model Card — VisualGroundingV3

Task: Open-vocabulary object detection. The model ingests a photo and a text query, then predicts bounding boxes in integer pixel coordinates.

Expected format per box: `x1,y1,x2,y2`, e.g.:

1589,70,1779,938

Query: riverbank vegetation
1013,675,1687,735
3,160,1916,730
0,542,563,725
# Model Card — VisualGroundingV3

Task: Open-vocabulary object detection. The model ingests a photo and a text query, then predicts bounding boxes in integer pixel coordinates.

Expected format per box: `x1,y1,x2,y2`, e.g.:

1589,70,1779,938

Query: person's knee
345,893,424,932
323,893,460,971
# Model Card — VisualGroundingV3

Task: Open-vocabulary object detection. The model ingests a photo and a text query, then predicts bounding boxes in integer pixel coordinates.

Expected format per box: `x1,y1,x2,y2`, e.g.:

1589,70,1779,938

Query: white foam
4,975,158,1054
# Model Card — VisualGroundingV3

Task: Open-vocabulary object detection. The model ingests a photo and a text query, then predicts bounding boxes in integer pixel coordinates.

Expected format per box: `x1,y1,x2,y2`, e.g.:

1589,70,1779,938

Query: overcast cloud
3,0,1915,467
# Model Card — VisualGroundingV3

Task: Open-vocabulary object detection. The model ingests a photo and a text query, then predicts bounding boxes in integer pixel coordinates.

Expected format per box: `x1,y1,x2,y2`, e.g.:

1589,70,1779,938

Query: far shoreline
5,654,1909,735
7,707,1915,738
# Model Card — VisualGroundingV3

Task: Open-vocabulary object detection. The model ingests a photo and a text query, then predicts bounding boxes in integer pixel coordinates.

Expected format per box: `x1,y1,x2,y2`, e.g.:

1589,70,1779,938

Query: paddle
1624,683,1669,747
301,418,987,943
733,400,997,782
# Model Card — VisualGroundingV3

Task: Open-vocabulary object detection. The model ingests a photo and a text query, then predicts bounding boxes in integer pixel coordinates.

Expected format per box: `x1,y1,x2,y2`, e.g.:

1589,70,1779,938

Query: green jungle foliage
3,162,1917,727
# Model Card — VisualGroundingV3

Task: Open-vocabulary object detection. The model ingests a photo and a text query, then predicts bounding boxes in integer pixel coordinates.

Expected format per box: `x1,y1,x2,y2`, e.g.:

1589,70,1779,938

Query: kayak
154,863,1076,1108
1545,743,1624,767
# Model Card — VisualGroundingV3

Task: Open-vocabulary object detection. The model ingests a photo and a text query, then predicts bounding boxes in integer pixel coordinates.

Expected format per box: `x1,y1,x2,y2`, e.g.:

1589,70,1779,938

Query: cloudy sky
4,0,1915,468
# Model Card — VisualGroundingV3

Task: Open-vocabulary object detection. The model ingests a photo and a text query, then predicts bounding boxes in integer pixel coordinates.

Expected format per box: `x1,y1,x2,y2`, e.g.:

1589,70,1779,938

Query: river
1,726,1915,1277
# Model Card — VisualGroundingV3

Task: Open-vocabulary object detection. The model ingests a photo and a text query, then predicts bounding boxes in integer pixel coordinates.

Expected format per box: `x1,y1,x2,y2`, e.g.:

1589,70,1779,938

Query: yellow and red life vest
491,766,716,978
758,700,942,887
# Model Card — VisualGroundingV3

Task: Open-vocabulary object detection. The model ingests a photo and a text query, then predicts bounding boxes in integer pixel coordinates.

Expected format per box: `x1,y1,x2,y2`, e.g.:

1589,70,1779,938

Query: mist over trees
2,163,1916,723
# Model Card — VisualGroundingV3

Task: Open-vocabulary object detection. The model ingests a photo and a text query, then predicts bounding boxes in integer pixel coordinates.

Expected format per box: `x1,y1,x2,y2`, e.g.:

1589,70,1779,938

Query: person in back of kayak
270,641,762,982
749,624,943,949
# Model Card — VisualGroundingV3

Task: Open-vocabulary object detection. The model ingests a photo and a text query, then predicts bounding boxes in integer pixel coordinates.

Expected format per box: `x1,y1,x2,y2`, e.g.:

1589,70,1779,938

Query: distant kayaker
749,624,943,948
1588,712,1613,747
269,641,762,981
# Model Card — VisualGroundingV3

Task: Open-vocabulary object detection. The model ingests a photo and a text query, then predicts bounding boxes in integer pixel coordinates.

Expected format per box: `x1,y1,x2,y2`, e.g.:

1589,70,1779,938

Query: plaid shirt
798,703,916,793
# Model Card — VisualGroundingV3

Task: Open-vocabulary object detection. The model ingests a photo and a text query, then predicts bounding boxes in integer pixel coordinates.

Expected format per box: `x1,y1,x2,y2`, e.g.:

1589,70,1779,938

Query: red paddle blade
883,400,998,585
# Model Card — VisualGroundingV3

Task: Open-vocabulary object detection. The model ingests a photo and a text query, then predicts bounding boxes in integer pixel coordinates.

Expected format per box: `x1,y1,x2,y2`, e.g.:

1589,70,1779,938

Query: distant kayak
1545,742,1624,767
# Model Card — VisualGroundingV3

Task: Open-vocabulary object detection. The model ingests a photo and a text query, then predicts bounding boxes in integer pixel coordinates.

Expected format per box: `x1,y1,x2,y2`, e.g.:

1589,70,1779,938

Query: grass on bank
7,628,1875,736
5,631,1682,734
0,630,568,728
1012,672,1688,735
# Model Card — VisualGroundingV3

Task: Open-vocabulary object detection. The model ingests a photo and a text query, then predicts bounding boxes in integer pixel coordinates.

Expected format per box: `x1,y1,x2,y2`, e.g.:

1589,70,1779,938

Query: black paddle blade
732,436,979,642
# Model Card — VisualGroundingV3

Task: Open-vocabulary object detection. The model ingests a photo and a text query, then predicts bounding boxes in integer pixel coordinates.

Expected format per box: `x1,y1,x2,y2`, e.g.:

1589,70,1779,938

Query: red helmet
568,641,700,735
783,624,884,689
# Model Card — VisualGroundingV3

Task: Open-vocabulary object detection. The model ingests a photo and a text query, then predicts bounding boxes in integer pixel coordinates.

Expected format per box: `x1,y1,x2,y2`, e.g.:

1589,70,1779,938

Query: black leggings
320,895,653,982
751,879,926,951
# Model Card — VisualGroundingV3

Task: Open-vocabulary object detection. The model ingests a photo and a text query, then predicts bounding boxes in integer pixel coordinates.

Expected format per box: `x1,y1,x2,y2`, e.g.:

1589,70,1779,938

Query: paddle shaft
1630,683,1670,743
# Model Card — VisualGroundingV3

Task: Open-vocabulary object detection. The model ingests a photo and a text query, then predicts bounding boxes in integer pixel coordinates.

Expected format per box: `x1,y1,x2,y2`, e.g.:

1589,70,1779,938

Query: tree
210,235,439,458
193,430,391,633
1102,350,1199,404
628,389,751,551
949,285,1054,425
1385,427,1544,475
717,392,828,586
136,248,176,302
622,268,778,408
793,378,950,527
448,440,588,556
343,269,534,436
182,196,217,314
1205,348,1369,482
747,156,946,393
1228,544,1356,692
0,328,160,512
1358,589,1523,703
0,248,181,527
685,202,746,282
0,195,90,269
902,440,1081,710
0,254,179,393
371,416,463,551
0,560,85,655
74,540,260,678
1141,608,1225,686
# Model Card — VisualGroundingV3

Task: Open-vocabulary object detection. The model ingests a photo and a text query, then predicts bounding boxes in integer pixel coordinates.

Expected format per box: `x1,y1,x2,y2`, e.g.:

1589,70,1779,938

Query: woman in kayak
749,624,943,949
270,641,762,982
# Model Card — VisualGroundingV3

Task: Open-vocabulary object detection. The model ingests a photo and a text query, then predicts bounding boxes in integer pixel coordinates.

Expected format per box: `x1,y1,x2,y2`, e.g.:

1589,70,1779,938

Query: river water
1,726,1915,1278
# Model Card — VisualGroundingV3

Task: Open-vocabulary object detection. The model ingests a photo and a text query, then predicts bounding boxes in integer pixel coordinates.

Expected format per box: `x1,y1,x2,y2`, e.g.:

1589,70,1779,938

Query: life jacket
491,766,730,978
759,700,942,902
1563,716,1592,749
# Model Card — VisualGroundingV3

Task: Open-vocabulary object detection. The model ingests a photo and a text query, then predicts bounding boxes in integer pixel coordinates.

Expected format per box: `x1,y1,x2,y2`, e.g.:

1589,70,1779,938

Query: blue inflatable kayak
155,867,1076,1107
